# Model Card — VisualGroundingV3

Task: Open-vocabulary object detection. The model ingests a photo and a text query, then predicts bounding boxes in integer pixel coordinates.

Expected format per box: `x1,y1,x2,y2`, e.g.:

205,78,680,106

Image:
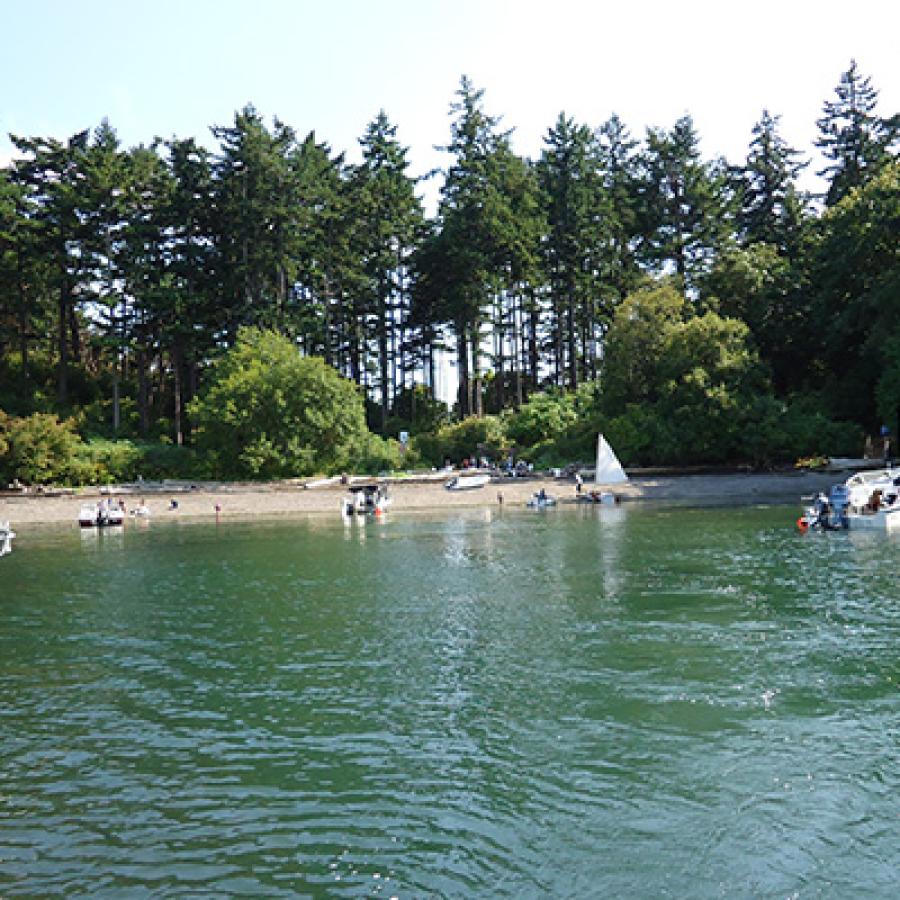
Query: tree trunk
173,340,184,447
566,281,577,389
379,284,390,433
456,326,470,418
470,327,482,418
57,282,69,405
137,346,150,436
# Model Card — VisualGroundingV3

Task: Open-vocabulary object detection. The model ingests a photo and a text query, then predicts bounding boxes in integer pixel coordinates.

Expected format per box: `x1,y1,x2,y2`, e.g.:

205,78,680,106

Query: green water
1,505,898,897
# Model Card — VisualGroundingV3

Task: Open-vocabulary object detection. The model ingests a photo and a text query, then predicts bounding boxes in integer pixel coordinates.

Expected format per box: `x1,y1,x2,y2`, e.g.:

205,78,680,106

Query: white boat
798,467,900,532
594,434,628,485
846,506,900,531
842,468,900,508
341,483,391,516
526,490,556,508
0,521,15,557
579,490,618,505
445,473,490,491
78,502,125,528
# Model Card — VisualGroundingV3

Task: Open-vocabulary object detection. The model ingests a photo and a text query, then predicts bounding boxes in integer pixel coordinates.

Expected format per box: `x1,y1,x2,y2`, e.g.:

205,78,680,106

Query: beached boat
0,521,15,557
594,434,629,485
341,483,391,517
78,502,125,528
445,473,490,491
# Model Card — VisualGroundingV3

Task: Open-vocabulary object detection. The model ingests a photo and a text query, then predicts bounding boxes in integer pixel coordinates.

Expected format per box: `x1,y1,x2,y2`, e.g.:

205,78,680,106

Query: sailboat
582,434,628,504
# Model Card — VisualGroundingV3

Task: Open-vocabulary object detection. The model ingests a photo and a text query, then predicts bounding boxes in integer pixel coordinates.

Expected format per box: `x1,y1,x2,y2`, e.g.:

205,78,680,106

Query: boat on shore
445,473,491,491
0,521,15,556
526,489,556,508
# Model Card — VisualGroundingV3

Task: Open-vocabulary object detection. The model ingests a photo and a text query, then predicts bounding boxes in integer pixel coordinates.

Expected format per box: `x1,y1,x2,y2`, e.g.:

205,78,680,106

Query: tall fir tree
816,60,894,207
537,113,601,388
635,115,731,296
351,111,423,429
741,109,808,256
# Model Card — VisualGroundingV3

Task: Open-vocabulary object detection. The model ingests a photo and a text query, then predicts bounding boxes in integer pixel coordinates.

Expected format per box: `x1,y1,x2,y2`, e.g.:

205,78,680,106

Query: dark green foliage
740,110,808,255
635,116,732,293
187,328,371,479
810,162,900,427
0,411,82,485
383,384,450,437
0,68,896,478
412,416,507,468
816,61,895,207
503,389,579,448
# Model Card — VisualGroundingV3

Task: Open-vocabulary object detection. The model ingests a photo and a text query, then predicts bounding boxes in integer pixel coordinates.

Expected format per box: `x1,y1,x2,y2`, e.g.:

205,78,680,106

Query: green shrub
412,416,507,468
348,432,408,474
503,390,579,448
189,328,371,479
0,411,84,485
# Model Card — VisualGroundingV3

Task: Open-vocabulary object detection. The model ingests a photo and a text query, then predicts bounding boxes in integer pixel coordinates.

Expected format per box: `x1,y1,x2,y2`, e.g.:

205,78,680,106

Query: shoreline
0,471,841,528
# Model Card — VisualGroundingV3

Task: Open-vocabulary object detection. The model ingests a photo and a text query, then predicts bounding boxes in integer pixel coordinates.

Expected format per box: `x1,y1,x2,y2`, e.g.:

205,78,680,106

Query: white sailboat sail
595,434,628,484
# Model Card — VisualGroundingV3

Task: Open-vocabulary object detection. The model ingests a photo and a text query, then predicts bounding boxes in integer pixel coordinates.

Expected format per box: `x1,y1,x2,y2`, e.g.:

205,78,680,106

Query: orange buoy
796,517,809,532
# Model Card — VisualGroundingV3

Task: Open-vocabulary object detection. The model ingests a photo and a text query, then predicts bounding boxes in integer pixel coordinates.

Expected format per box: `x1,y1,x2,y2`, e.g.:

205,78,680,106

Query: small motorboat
527,490,557,508
341,483,391,517
445,473,490,491
579,489,618,505
798,468,900,532
0,521,15,557
78,502,125,528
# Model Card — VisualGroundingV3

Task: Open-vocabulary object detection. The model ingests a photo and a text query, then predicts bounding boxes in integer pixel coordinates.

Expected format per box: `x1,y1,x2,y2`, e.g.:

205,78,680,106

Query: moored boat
341,483,391,517
846,506,900,532
798,467,900,532
78,502,125,528
0,521,15,557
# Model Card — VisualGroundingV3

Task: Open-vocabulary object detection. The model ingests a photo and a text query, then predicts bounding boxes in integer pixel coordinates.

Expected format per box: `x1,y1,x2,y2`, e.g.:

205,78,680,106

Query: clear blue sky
2,0,898,207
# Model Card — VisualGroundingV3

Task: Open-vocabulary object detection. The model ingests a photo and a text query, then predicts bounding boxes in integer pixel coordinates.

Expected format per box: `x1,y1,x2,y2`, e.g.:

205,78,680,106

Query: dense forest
1,62,898,483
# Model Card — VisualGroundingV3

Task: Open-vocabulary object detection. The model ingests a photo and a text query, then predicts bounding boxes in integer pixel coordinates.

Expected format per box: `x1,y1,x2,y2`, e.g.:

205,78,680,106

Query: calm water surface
1,505,898,897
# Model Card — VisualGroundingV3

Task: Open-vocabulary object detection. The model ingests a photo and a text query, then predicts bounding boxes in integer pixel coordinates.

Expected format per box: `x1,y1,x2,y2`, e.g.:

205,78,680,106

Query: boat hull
78,506,124,528
445,475,490,491
847,509,900,531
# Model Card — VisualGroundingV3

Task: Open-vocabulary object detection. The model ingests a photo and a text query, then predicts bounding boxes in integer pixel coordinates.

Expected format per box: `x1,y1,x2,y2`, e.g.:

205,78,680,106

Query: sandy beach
0,470,842,527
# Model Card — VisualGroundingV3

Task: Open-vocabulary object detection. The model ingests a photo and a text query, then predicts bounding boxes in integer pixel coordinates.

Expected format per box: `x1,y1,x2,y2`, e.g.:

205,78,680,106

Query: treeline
0,61,898,481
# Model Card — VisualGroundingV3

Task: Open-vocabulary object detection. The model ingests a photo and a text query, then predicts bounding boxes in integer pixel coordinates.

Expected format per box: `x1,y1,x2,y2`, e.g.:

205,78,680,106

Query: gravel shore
0,470,841,527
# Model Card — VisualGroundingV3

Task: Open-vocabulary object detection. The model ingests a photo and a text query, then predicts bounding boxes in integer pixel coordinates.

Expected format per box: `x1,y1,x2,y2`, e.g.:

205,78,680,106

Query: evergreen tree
162,138,216,444
741,109,808,255
433,76,514,417
9,130,91,405
210,105,303,339
536,113,601,388
0,167,51,375
351,111,423,430
816,60,894,207
289,131,355,370
635,116,731,295
80,120,131,432
595,113,641,302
